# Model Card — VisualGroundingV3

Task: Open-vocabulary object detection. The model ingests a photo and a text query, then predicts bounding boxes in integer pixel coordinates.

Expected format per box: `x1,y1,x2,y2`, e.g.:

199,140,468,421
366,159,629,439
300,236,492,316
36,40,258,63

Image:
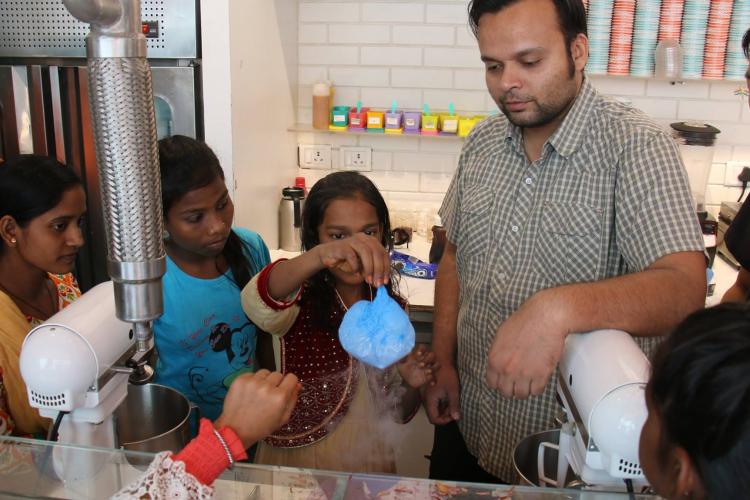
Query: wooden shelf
288,123,466,140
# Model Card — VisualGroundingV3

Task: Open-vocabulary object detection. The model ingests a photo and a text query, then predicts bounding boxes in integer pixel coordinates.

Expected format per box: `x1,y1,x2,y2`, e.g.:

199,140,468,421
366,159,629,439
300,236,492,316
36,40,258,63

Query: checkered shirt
439,79,704,481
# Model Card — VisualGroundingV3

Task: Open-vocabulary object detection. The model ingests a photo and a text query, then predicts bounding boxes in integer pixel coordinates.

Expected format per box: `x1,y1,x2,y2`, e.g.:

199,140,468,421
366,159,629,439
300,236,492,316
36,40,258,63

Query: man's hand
214,370,300,449
423,363,461,425
485,290,566,399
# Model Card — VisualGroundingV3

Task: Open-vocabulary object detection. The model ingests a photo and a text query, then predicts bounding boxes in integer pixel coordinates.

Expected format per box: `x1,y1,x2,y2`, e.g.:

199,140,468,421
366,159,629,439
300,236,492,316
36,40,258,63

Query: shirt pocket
457,186,495,257
533,201,604,285
456,186,495,289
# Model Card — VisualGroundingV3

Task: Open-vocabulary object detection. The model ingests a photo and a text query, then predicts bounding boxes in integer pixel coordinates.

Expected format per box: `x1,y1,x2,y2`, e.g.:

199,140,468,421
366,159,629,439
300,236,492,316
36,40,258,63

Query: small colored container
439,114,459,135
366,110,385,132
329,106,350,131
384,111,403,134
421,114,439,135
458,115,487,137
349,107,370,131
403,111,421,134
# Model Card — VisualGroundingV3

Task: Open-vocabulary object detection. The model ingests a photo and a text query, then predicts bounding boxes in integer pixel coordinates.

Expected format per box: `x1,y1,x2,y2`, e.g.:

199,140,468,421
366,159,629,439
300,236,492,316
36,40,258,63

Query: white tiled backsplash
296,1,750,217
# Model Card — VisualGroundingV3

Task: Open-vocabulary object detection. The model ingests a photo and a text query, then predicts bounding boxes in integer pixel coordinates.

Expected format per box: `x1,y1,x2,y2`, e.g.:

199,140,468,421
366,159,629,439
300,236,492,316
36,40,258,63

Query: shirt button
511,225,519,232
524,177,533,185
499,272,507,281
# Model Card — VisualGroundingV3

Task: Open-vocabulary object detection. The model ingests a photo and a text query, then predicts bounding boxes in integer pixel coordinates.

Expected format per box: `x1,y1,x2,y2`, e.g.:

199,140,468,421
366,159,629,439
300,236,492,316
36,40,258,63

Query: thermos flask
279,187,305,251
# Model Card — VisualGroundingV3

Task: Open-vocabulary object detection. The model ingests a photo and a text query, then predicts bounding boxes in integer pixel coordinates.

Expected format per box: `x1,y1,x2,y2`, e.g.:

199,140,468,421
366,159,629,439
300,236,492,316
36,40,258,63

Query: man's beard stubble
497,50,577,129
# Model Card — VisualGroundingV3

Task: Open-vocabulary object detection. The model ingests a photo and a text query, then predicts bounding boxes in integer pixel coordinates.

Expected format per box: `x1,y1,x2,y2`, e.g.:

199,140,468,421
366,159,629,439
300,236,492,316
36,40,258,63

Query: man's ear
571,32,589,72
0,215,18,246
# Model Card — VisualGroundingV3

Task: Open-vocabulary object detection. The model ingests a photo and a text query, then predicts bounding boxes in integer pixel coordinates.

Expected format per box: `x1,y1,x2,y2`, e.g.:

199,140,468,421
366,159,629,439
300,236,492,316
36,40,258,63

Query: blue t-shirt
153,227,270,421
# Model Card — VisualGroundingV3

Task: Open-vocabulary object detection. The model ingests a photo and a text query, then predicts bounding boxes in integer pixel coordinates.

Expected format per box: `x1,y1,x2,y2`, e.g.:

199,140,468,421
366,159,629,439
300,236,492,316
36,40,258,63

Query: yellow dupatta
0,291,50,435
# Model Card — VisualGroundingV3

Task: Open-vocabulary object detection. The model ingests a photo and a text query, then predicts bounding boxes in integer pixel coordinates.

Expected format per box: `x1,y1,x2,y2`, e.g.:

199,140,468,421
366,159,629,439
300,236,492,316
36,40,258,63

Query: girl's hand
214,370,300,449
397,345,440,389
316,233,391,287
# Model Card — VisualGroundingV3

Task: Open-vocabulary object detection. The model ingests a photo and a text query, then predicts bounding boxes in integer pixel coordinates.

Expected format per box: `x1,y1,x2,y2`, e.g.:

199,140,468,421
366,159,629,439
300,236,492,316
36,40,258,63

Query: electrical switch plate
340,146,372,171
298,144,332,169
725,161,750,187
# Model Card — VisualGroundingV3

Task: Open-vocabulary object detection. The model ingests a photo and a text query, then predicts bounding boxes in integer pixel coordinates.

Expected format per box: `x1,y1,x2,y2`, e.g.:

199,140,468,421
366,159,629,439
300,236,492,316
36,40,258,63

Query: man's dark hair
743,28,750,58
468,0,587,49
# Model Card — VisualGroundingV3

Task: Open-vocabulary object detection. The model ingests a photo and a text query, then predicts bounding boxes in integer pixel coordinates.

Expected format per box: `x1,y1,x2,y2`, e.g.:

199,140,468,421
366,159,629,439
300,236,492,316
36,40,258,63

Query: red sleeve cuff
257,259,303,310
174,418,248,486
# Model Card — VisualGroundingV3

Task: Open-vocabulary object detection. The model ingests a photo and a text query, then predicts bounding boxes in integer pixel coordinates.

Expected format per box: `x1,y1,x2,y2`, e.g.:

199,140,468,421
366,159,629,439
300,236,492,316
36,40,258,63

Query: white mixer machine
536,329,651,491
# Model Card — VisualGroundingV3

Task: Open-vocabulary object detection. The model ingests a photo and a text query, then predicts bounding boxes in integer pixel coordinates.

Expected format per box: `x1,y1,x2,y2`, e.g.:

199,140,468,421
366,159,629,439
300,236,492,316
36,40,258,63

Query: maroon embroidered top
256,265,358,448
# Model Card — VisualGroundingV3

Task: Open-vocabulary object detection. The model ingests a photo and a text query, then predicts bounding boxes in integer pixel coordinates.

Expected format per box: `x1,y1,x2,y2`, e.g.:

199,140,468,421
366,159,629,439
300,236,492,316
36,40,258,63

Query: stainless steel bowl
114,383,194,465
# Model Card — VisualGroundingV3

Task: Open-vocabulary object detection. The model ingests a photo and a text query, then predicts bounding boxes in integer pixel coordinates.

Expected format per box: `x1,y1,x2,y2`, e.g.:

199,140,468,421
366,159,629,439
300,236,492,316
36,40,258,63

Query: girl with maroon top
241,171,438,473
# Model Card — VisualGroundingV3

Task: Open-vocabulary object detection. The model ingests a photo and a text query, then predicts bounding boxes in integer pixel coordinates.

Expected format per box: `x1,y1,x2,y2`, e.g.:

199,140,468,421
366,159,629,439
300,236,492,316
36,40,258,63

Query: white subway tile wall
296,0,750,217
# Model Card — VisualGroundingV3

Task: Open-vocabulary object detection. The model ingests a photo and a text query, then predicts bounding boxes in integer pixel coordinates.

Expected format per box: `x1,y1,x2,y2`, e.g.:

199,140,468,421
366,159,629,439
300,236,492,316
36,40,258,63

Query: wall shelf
288,123,467,141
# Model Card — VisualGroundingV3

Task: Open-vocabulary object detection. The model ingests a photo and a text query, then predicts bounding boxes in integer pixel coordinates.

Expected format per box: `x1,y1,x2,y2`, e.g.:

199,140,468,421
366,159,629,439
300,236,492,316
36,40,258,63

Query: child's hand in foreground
397,344,439,389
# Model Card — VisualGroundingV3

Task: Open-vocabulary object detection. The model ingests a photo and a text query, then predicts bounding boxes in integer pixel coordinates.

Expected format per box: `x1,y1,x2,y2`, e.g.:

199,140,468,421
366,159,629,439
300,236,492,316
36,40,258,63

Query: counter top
269,237,739,325
0,434,658,499
270,236,437,312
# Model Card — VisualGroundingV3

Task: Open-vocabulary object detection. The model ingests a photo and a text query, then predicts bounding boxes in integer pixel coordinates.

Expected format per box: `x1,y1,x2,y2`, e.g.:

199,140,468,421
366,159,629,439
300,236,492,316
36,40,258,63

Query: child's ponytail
222,229,260,289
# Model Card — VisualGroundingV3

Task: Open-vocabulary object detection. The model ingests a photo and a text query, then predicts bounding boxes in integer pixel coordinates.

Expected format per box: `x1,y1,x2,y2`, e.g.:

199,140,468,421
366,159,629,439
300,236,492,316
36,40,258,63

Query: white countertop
269,236,437,311
269,238,739,312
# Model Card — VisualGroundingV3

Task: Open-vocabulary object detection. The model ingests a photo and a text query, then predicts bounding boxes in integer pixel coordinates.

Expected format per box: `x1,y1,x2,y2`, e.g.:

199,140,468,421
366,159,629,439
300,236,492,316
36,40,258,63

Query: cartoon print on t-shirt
186,321,255,404
209,321,255,387
187,366,225,404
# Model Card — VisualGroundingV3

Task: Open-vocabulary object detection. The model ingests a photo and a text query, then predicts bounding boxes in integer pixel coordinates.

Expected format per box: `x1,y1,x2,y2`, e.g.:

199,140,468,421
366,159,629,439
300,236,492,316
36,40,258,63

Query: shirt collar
547,77,595,158
504,77,596,159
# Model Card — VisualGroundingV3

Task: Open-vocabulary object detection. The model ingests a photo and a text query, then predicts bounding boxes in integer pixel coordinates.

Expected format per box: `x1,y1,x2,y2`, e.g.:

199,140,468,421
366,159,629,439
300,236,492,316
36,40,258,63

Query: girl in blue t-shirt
153,135,271,422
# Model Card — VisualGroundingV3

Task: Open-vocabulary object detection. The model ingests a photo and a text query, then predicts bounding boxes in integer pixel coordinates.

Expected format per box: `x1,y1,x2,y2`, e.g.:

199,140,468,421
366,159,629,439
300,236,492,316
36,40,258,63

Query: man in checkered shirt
424,0,706,483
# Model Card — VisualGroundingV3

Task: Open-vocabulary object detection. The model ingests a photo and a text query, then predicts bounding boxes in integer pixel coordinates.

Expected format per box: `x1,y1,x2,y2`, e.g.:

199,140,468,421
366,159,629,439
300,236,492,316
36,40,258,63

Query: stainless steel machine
0,0,201,290
19,0,166,462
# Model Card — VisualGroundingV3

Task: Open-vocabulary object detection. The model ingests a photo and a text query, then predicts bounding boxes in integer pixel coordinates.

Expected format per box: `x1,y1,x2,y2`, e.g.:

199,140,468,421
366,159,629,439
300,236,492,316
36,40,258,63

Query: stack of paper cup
587,0,615,74
630,0,661,76
724,0,750,79
702,0,733,79
680,0,711,79
657,0,684,42
608,0,636,75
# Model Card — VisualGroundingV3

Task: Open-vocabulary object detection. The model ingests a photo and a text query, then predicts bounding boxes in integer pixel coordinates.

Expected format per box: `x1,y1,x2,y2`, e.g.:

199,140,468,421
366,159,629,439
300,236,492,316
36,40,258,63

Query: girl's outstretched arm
267,234,391,300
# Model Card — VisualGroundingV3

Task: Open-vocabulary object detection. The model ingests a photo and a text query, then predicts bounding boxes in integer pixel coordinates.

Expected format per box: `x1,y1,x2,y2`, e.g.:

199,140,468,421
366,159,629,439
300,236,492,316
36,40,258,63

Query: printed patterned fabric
26,273,81,328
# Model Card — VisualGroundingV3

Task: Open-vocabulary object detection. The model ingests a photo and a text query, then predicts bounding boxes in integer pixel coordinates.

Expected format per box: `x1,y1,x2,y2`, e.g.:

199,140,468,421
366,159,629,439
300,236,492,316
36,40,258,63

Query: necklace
334,285,374,312
0,278,57,320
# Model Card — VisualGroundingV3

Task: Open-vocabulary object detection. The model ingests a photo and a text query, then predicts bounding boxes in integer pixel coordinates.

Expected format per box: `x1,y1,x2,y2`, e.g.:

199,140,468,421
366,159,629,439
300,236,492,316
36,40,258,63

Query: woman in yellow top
0,155,85,437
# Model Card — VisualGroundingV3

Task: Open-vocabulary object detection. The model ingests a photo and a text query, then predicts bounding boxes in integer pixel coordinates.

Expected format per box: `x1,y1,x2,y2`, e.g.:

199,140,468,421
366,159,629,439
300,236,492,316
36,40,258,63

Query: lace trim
111,452,215,500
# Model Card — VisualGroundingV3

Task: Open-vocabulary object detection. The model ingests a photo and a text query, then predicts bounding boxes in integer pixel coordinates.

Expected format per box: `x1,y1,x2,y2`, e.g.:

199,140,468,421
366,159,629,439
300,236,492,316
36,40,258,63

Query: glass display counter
0,435,658,499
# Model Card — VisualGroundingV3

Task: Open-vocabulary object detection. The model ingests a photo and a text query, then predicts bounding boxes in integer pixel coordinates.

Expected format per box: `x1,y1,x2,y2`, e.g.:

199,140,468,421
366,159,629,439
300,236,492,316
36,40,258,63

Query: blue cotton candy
339,285,415,369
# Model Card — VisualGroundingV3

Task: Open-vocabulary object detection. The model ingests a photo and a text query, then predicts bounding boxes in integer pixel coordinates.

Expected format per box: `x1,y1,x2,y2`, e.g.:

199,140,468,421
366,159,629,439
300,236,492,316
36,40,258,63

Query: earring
162,230,170,241
9,238,16,244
